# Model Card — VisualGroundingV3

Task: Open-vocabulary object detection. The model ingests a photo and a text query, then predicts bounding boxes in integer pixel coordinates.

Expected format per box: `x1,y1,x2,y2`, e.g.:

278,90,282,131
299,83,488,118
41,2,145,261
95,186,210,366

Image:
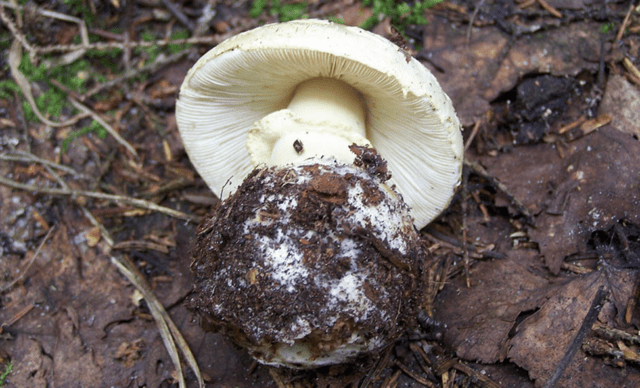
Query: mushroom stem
247,78,371,167
288,78,367,137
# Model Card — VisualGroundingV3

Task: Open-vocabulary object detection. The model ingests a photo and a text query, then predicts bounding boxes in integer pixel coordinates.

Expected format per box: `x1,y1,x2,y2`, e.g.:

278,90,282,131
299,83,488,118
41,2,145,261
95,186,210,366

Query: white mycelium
228,161,414,368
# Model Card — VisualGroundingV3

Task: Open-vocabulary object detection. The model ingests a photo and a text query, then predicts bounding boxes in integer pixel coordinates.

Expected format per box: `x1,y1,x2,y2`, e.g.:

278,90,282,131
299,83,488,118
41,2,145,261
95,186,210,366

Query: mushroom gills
176,19,464,229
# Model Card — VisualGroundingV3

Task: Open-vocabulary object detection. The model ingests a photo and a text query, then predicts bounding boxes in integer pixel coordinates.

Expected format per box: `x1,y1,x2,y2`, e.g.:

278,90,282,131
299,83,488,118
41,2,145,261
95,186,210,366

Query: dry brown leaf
599,74,640,139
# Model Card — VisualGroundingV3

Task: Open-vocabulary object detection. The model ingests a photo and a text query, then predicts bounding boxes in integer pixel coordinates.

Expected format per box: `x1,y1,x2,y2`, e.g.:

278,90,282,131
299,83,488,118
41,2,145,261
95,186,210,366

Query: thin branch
543,287,609,388
466,0,485,46
0,152,89,179
7,40,87,128
35,35,225,55
0,3,36,61
464,159,534,225
0,175,201,223
80,203,204,388
110,256,187,388
1,0,90,66
195,0,218,37
395,360,436,387
0,226,55,293
464,119,481,152
82,50,190,98
67,97,138,157
162,0,195,32
616,1,635,41
537,0,563,18
111,255,205,388
0,304,35,333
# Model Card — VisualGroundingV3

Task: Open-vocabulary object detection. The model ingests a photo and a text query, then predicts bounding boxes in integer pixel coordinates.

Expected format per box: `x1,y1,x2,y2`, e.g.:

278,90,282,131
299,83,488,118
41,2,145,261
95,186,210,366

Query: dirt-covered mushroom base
189,147,426,368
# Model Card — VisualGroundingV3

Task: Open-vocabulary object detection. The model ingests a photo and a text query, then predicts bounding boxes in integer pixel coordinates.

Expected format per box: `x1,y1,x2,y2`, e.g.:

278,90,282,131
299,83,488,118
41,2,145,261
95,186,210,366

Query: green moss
0,362,12,387
168,29,190,54
61,119,108,153
361,0,442,30
86,46,124,74
0,80,20,100
600,22,615,34
135,30,162,62
249,0,307,22
249,0,441,30
249,0,269,17
0,31,12,51
135,28,190,60
62,0,96,26
16,52,90,121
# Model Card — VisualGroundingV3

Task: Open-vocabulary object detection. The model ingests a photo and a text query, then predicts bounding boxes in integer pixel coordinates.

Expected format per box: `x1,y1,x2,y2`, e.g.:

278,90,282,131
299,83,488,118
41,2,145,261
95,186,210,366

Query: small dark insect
417,310,445,341
293,139,304,154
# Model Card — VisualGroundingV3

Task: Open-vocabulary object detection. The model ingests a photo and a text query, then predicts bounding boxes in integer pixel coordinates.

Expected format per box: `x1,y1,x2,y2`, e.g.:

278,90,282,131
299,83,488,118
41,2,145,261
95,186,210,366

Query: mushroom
177,19,463,369
176,19,463,230
191,147,425,368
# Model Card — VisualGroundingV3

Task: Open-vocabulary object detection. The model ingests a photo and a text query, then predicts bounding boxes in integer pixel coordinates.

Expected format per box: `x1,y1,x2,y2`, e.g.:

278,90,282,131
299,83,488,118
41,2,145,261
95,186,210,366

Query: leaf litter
0,0,640,387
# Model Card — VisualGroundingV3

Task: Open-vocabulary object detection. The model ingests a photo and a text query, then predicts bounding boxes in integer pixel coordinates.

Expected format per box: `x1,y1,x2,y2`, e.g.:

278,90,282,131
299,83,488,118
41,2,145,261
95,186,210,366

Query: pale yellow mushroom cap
176,19,463,229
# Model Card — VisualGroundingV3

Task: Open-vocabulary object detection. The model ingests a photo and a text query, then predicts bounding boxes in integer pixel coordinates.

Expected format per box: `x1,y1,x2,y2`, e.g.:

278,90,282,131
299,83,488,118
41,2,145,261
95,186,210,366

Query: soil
1,0,640,387
190,148,423,369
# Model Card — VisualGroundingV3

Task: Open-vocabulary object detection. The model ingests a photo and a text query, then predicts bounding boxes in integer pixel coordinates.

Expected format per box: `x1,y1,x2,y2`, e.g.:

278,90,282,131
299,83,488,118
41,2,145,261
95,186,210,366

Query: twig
195,0,218,36
80,207,113,246
123,0,133,72
452,362,502,388
35,35,225,55
409,342,437,381
464,119,481,151
461,164,470,287
518,0,537,9
592,322,640,346
616,2,635,41
0,226,55,293
0,304,35,333
1,0,90,65
0,151,89,179
542,286,609,388
111,255,205,388
82,50,190,98
625,274,640,324
422,226,507,260
557,116,586,134
83,191,204,388
537,0,563,18
623,57,640,83
0,2,37,60
162,0,195,32
113,240,170,254
268,368,290,388
7,40,86,128
464,159,534,225
466,0,485,46
395,360,436,387
381,369,402,388
67,96,138,157
0,175,201,223
360,345,394,388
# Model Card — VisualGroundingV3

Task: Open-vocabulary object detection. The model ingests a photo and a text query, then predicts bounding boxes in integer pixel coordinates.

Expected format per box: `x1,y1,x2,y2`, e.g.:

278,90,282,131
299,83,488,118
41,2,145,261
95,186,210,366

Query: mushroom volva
176,19,463,368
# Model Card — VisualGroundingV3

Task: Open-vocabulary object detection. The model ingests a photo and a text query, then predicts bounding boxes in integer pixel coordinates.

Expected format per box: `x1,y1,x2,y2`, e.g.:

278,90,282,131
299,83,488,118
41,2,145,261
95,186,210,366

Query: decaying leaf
599,74,640,139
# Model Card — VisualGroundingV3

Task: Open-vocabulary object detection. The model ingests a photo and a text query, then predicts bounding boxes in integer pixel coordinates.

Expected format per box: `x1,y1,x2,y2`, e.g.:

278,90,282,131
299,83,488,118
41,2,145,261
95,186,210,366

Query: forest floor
1,0,640,387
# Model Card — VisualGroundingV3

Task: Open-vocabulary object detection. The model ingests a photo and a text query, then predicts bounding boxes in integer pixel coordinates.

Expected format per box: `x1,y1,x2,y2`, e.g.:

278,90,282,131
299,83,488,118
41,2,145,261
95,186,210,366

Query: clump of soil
189,148,425,369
